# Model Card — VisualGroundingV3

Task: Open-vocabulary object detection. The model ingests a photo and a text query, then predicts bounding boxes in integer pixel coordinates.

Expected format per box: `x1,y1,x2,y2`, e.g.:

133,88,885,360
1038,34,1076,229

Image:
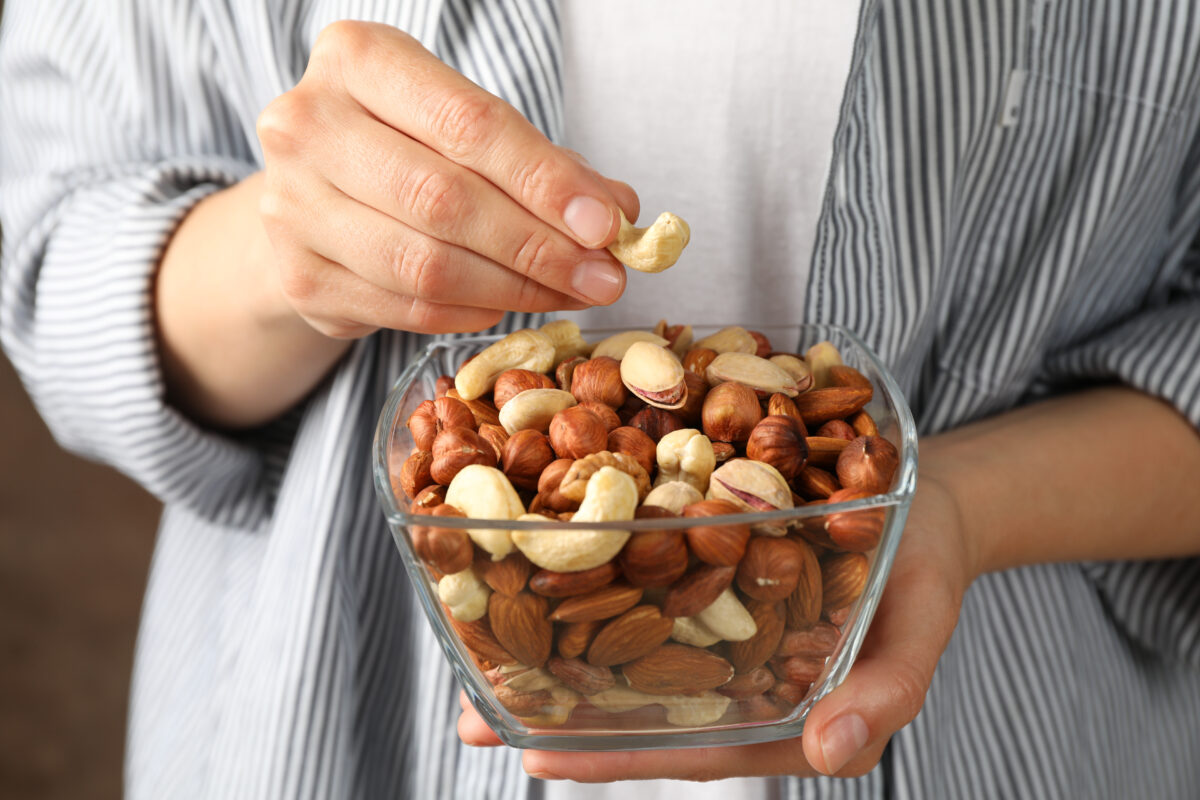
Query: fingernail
563,195,614,247
821,714,869,774
528,770,562,781
570,259,623,305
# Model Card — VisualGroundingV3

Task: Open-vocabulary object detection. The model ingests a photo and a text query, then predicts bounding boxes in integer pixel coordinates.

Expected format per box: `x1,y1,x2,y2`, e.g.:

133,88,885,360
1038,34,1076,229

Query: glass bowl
372,323,917,751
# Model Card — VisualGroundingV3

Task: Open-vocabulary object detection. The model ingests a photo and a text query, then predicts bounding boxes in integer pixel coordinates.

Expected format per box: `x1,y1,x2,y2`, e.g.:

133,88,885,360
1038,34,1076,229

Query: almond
728,601,785,673
682,500,751,566
447,613,518,666
770,655,827,686
529,561,620,598
848,409,879,437
547,657,615,695
586,605,674,666
488,592,552,667
549,582,643,623
736,537,804,602
776,621,841,659
793,465,840,500
771,679,810,708
814,419,856,441
828,365,873,390
717,666,775,699
792,386,872,426
662,564,736,618
494,684,553,717
475,550,533,596
820,552,868,613
557,619,602,659
805,436,850,468
622,644,734,695
739,693,785,722
784,540,823,630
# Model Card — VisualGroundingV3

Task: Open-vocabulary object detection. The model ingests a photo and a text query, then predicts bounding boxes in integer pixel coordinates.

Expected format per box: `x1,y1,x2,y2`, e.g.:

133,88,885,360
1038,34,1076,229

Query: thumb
802,564,961,775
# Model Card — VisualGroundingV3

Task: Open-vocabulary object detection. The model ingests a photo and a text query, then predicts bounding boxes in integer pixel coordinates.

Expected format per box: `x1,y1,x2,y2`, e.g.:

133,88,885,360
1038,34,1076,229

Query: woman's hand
457,470,978,781
256,20,637,339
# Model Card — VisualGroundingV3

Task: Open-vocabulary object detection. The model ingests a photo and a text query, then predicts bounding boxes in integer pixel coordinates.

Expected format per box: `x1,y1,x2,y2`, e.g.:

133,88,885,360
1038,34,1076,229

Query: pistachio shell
705,352,804,397
591,330,669,360
706,459,794,515
619,341,687,409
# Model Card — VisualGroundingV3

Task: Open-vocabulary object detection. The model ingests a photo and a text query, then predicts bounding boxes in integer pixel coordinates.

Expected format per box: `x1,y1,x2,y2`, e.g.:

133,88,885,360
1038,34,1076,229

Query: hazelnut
675,371,709,425
746,415,809,480
535,457,581,513
406,395,475,450
435,375,455,398
627,406,685,442
445,388,502,428
430,426,497,485
836,435,899,494
570,356,627,408
617,394,647,424
555,355,587,393
548,405,608,460
682,347,718,375
409,483,446,513
736,537,805,602
579,401,621,433
477,423,509,461
411,503,473,574
682,499,751,566
815,419,856,441
701,382,763,443
606,426,657,475
397,449,434,500
619,506,689,587
493,369,555,409
500,429,555,491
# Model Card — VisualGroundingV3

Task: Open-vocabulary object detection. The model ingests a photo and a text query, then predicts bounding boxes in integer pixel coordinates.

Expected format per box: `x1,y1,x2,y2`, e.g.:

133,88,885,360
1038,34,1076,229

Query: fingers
315,21,629,248
283,175,590,313
458,694,504,746
802,559,961,776
522,739,821,783
310,106,626,304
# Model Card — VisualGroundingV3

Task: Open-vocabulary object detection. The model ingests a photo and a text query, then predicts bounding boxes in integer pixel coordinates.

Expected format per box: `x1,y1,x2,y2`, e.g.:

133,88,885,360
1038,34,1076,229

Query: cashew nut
512,466,636,571
695,588,758,642
437,568,490,621
588,685,731,727
654,428,716,493
444,465,526,560
518,685,581,727
607,210,690,273
498,664,559,692
497,388,577,434
454,328,556,401
539,319,591,364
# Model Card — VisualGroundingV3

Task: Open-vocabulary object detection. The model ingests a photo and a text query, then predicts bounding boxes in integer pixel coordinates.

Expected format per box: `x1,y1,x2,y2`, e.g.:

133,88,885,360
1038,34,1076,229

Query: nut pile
391,320,900,730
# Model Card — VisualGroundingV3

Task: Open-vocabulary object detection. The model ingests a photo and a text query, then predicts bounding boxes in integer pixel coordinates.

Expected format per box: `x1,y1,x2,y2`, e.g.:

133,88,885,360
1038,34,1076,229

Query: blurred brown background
1,5,161,798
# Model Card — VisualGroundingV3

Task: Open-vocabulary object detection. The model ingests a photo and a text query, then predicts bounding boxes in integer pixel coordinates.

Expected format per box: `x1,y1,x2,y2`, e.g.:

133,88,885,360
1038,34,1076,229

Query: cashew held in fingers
608,210,690,273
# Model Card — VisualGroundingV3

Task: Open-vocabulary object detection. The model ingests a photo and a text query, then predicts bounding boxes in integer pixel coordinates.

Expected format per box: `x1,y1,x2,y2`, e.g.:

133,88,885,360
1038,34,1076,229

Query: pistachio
694,326,758,355
705,352,804,397
620,341,687,409
804,341,844,390
512,466,637,572
454,328,556,400
444,465,526,560
654,428,716,493
497,388,577,435
654,319,695,357
539,319,591,363
706,459,794,521
591,330,669,360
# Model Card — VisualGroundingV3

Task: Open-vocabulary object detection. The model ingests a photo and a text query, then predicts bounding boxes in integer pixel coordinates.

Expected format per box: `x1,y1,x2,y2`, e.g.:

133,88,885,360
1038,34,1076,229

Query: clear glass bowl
372,323,917,751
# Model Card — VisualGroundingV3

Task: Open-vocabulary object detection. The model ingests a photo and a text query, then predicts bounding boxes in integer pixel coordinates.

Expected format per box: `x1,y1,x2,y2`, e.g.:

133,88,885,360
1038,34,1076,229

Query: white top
553,2,861,798
560,0,862,334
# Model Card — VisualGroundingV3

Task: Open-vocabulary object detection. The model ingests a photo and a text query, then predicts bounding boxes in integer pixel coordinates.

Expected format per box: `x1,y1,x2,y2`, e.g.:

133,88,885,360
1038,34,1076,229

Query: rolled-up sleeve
1036,246,1200,668
0,1,279,528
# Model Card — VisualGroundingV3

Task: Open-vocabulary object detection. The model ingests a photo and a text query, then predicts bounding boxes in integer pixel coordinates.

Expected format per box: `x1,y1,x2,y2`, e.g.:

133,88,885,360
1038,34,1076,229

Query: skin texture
457,387,1200,781
156,21,637,429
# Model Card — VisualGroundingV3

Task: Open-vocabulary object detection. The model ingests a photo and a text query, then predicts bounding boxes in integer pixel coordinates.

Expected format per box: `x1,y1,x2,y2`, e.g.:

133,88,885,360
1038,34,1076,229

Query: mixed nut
391,320,900,731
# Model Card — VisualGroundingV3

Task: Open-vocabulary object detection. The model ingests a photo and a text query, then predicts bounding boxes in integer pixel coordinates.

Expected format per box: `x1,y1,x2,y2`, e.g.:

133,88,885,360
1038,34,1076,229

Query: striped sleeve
0,1,274,528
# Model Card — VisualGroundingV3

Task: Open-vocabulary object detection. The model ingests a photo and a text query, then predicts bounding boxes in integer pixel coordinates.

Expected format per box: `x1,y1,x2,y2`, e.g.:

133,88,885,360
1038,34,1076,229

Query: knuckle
394,239,447,300
511,275,546,311
511,229,559,280
256,92,315,155
404,169,469,229
888,662,930,726
433,90,500,159
313,20,374,64
511,155,565,211
278,263,318,305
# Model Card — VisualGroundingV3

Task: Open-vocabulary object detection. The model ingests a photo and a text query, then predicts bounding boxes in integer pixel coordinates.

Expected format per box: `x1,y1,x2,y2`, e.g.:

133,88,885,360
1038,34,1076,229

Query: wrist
914,435,987,583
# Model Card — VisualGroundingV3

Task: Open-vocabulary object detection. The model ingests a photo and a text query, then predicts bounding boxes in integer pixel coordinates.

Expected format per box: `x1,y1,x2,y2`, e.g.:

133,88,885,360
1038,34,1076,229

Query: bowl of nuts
373,321,917,751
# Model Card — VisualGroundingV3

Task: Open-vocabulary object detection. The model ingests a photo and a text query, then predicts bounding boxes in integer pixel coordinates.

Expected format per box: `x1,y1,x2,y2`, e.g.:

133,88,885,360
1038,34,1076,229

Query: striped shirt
2,2,1199,799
